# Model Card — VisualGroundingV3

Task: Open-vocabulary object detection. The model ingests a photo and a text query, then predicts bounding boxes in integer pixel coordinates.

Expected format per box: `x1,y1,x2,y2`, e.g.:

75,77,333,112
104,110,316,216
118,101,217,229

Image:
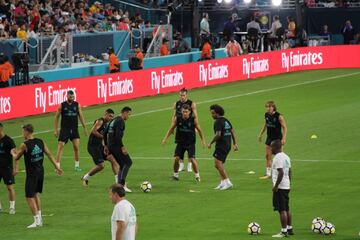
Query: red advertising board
1,45,360,121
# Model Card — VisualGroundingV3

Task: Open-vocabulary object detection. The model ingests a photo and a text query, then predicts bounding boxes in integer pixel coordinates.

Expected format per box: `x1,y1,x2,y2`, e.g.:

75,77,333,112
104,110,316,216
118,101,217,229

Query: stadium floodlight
224,0,232,3
244,0,252,4
198,0,202,2
217,0,223,3
272,0,282,6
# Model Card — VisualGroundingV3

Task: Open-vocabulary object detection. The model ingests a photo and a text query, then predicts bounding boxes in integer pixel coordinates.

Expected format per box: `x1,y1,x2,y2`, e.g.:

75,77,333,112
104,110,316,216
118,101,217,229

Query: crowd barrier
1,45,360,121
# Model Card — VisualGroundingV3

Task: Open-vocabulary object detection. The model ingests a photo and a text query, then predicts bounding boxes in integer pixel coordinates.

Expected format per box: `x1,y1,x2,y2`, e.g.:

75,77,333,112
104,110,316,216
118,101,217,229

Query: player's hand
281,138,286,145
161,139,167,145
207,143,212,149
12,169,18,176
54,130,59,138
55,168,63,176
121,147,128,155
272,186,278,192
233,144,239,151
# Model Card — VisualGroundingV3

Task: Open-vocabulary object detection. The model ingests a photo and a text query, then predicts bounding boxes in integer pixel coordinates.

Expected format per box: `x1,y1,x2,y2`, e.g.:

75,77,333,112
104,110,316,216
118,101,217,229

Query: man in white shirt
270,140,293,238
246,16,261,32
269,15,282,38
110,184,137,240
200,13,210,36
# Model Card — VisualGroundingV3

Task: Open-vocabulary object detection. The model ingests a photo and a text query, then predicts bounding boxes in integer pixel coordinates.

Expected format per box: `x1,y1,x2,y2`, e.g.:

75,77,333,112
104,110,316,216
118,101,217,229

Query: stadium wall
1,45,359,121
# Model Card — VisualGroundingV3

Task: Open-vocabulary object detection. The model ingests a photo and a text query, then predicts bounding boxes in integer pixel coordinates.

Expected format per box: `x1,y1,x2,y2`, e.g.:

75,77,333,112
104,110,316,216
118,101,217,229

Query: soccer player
0,123,16,214
109,184,137,240
172,88,198,172
270,139,293,238
54,90,88,171
162,104,206,182
13,124,62,228
258,101,287,179
82,109,120,186
208,104,238,190
107,107,133,192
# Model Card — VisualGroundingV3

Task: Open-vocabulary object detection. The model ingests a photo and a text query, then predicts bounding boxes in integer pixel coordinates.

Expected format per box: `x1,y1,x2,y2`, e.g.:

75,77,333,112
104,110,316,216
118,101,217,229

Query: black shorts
266,137,281,146
174,144,196,159
213,147,231,163
87,145,106,165
110,148,132,168
0,167,15,185
58,128,80,143
273,189,290,212
25,173,44,198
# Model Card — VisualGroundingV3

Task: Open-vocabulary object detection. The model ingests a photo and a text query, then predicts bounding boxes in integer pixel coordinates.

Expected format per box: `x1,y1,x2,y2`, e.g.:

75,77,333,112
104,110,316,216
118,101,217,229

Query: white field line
61,156,359,163
12,71,360,139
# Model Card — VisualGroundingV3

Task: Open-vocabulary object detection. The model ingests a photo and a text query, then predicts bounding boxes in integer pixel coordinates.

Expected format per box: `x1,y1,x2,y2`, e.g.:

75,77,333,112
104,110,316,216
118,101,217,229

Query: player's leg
106,154,120,183
178,158,185,172
173,144,185,180
260,143,272,179
82,163,105,186
187,145,199,181
272,190,289,237
285,191,293,235
82,146,106,186
118,153,133,192
72,138,81,171
6,184,16,214
25,176,42,228
56,141,66,167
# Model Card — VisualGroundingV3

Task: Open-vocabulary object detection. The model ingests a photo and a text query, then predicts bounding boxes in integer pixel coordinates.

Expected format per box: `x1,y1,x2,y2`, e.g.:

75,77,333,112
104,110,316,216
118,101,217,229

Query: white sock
10,201,15,209
266,167,271,176
220,180,225,186
114,175,118,183
188,162,192,167
173,172,179,178
38,210,42,217
281,228,287,233
56,162,60,169
224,178,231,185
287,225,292,230
75,161,80,168
83,173,90,180
195,173,200,178
179,162,184,169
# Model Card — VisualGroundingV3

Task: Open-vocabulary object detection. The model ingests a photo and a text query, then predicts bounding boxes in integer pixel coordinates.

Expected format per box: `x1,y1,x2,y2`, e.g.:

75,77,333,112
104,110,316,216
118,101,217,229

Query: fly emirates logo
242,57,269,79
35,85,77,112
282,51,323,72
151,69,184,94
0,96,11,114
199,62,229,86
97,76,134,103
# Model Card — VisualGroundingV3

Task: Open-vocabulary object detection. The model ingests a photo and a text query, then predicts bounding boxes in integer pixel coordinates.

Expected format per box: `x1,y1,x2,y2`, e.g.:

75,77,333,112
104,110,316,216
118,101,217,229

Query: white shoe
187,164,192,172
220,182,233,190
123,185,132,193
9,208,15,215
272,232,288,238
27,222,40,229
214,183,224,190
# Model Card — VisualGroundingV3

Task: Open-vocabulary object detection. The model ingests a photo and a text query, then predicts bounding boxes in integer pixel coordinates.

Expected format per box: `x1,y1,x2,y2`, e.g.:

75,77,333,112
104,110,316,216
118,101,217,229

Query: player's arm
114,121,127,155
44,143,63,176
258,122,266,142
289,168,292,183
191,102,198,119
11,147,18,176
78,104,88,137
273,168,284,192
91,119,104,139
208,131,221,149
194,118,206,148
115,220,126,240
13,143,27,174
231,128,239,151
279,115,287,145
54,105,61,138
171,102,177,121
162,118,177,145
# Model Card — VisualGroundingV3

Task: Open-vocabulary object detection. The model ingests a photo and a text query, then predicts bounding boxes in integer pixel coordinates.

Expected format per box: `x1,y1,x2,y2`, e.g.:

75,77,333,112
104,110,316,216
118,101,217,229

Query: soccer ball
140,181,152,193
247,222,261,235
311,220,325,234
312,217,325,225
321,222,335,235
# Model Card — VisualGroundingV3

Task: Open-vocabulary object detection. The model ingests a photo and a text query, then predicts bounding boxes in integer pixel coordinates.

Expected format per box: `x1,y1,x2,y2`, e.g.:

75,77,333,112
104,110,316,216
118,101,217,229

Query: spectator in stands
225,35,243,57
108,47,120,73
0,54,14,88
13,1,27,25
286,16,296,38
350,32,360,44
200,12,210,46
118,17,130,31
135,45,144,69
267,15,283,50
16,23,27,41
171,33,190,54
223,15,237,42
246,16,261,33
0,21,8,39
200,38,212,60
319,24,331,38
341,20,355,44
160,38,170,56
268,15,282,38
246,16,261,52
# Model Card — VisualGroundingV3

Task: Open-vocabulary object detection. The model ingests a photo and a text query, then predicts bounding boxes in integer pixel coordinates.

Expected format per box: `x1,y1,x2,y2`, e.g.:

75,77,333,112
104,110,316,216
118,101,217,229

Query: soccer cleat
214,183,224,190
27,222,41,229
9,208,15,215
287,229,294,235
195,177,201,182
123,185,132,193
81,176,89,187
272,232,288,238
259,175,271,180
187,164,193,172
171,176,179,181
220,182,233,190
75,166,82,172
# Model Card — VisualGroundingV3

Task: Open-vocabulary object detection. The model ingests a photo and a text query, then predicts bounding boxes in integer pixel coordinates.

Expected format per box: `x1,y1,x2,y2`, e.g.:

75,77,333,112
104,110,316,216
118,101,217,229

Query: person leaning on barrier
0,54,14,88
225,35,243,57
108,47,120,73
200,37,212,61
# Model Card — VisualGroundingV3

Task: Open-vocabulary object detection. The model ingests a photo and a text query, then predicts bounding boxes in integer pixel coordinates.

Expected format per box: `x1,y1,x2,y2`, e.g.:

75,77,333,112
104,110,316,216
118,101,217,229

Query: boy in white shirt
110,184,137,240
270,140,293,238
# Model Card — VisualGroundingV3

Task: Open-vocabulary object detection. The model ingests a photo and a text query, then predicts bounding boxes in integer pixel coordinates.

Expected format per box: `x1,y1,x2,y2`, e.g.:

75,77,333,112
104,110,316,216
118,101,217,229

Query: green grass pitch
1,68,360,239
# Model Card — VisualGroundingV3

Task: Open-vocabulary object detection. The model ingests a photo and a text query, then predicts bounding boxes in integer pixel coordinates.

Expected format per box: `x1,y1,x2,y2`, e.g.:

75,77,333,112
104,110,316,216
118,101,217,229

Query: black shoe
171,176,179,181
287,229,294,235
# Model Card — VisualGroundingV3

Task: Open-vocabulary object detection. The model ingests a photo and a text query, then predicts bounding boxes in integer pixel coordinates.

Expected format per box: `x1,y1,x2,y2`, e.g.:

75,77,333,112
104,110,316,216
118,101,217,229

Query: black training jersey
175,99,193,118
88,118,107,146
265,112,282,140
0,135,16,168
60,101,79,130
214,117,233,150
175,116,196,145
24,138,45,175
107,116,125,149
